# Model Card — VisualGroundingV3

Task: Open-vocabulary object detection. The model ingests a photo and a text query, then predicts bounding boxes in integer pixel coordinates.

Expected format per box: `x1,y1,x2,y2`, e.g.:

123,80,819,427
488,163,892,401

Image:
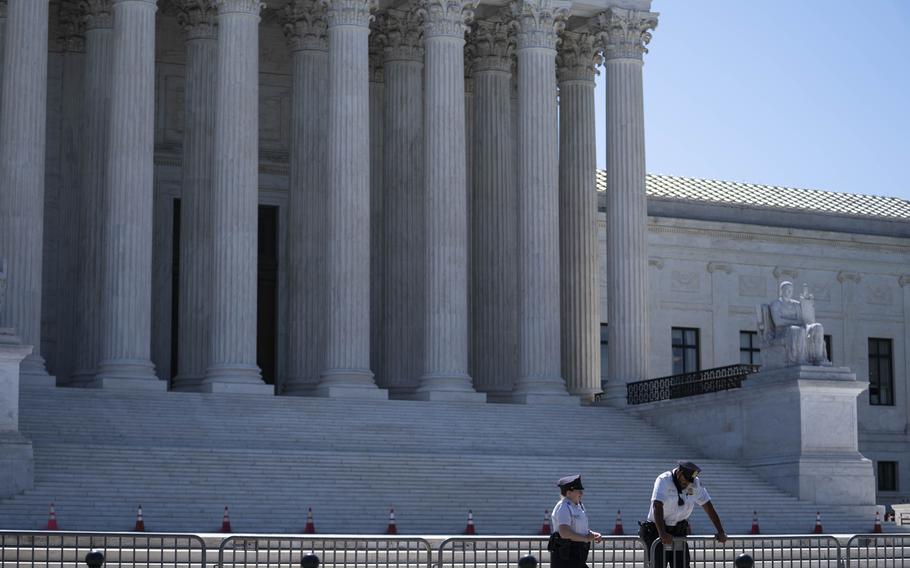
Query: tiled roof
595,171,910,220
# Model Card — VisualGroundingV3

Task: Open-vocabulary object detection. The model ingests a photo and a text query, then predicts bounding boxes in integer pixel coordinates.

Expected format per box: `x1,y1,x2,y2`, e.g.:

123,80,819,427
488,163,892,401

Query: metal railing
218,535,433,568
0,531,206,568
627,364,760,405
648,535,841,568
846,534,910,567
437,536,645,568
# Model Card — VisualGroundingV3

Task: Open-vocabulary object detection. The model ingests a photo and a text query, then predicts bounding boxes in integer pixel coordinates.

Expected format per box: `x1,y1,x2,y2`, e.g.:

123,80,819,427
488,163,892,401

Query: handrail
626,364,760,405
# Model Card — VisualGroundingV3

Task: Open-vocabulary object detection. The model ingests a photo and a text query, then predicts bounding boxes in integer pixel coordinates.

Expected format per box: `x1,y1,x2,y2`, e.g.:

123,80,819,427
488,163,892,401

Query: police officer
639,461,727,568
547,475,602,568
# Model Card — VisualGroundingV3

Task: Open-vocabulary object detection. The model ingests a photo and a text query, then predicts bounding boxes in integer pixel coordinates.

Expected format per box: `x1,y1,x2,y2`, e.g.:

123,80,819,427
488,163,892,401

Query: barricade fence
0,531,206,568
4,530,910,567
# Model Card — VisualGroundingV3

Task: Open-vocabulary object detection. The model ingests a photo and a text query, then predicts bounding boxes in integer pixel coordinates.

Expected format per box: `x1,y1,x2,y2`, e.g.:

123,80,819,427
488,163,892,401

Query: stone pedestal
0,329,35,499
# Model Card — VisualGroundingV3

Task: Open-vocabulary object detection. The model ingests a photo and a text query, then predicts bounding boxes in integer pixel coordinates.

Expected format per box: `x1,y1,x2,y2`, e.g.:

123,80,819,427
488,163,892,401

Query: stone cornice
177,0,217,40
374,5,423,62
509,0,566,51
595,7,657,61
419,0,473,39
468,18,512,73
214,0,265,16
283,0,328,51
556,30,599,82
323,0,376,28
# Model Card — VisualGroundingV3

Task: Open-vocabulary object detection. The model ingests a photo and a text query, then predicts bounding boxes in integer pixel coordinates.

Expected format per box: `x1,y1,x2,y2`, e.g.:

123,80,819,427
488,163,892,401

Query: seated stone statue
756,281,831,369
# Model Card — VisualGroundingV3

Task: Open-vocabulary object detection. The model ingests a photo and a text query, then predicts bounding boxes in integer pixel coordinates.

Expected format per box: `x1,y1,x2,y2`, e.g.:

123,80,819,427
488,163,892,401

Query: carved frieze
282,0,328,51
419,0,472,39
509,0,565,51
468,18,512,73
556,30,599,82
594,7,657,61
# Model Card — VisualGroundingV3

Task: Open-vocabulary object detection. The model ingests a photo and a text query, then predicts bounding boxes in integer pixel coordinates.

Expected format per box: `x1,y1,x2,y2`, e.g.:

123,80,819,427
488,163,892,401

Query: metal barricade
648,535,842,568
437,536,646,568
218,535,432,568
0,530,207,568
846,534,910,567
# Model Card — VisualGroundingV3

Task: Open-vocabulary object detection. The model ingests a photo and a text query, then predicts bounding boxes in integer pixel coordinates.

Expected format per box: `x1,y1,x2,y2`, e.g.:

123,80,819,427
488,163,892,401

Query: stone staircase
0,383,887,535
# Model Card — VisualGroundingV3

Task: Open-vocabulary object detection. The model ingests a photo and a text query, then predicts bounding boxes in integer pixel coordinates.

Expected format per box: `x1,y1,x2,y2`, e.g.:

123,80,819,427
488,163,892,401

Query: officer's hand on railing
589,531,602,544
714,530,727,543
659,531,673,545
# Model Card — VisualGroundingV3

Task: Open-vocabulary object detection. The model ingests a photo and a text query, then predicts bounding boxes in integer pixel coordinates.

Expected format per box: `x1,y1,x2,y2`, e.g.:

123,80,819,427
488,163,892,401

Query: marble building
1,0,910,507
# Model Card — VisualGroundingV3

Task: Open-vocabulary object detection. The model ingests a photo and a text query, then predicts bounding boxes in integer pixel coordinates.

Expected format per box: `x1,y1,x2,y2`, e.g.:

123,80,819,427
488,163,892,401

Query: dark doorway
257,205,279,386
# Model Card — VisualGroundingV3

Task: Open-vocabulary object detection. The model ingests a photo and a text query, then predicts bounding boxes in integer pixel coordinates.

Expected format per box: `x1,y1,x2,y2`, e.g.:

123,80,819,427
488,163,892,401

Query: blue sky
593,0,910,201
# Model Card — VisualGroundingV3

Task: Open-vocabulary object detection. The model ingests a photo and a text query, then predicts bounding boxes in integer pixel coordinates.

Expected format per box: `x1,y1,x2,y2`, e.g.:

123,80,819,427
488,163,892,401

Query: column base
315,368,387,400
19,353,56,386
595,383,628,407
170,374,205,392
90,376,167,391
510,376,576,405
95,358,162,389
412,373,487,402
282,379,319,396
0,431,34,499
202,364,272,394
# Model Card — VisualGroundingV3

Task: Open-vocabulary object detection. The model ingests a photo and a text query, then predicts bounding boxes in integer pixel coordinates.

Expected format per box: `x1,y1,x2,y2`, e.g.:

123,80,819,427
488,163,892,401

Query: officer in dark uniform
547,475,602,568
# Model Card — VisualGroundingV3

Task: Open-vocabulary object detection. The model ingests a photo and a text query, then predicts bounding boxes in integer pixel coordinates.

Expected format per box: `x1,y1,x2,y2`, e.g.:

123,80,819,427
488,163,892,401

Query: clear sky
593,0,910,201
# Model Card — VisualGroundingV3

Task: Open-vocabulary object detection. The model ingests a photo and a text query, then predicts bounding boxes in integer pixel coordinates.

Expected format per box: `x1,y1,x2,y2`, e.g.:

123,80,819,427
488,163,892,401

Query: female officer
547,475,602,568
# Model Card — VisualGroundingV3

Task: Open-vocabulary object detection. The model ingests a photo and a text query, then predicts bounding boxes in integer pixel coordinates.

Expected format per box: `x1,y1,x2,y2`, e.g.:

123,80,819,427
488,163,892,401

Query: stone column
510,0,571,404
557,29,600,399
414,0,484,402
464,42,474,378
707,261,733,366
375,6,425,396
368,32,385,386
596,7,658,405
281,0,328,395
0,0,53,384
70,0,113,386
170,1,217,390
0,1,6,88
316,0,386,399
900,275,910,430
202,0,271,393
469,18,517,400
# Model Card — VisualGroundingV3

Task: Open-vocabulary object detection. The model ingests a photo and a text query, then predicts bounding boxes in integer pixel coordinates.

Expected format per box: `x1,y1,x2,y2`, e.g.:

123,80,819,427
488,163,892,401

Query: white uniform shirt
646,470,711,526
552,498,589,536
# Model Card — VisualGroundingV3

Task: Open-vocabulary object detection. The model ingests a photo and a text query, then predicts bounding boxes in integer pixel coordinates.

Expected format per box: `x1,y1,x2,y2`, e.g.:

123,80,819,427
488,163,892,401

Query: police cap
556,475,584,491
677,461,701,476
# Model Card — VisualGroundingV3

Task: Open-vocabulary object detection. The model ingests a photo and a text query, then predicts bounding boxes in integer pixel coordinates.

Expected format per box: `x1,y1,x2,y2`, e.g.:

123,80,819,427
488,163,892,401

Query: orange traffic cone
303,507,316,534
813,511,823,534
873,511,882,533
220,506,232,533
750,511,760,535
612,510,624,535
464,510,476,535
386,508,398,535
133,505,145,532
46,503,59,530
539,511,551,535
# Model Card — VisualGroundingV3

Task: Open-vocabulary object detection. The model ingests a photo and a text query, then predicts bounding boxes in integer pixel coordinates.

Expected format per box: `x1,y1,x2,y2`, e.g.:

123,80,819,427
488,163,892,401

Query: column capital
556,30,599,82
468,18,512,73
81,0,113,29
322,0,375,28
368,27,385,82
374,5,423,62
60,2,86,52
509,0,566,51
177,0,217,40
419,0,473,39
213,0,264,16
595,7,657,61
283,0,328,51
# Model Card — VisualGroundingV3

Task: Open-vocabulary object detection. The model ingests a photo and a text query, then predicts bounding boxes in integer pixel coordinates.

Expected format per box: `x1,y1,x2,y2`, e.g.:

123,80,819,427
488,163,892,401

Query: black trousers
638,521,690,568
547,533,590,568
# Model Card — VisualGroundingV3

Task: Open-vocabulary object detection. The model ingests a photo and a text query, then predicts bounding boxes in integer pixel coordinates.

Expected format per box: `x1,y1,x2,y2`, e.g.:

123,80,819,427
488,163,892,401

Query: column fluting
282,0,328,395
557,30,600,398
596,8,658,405
469,18,518,399
368,32,385,387
510,0,571,404
414,0,484,402
203,0,271,392
171,1,217,390
375,6,425,395
316,0,386,399
69,0,112,385
0,0,51,381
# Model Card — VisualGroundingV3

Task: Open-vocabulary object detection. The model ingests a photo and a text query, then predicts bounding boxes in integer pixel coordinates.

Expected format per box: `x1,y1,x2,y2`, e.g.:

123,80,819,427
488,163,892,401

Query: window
600,324,608,382
878,461,898,492
739,331,761,365
672,327,700,375
869,338,894,406
824,334,833,363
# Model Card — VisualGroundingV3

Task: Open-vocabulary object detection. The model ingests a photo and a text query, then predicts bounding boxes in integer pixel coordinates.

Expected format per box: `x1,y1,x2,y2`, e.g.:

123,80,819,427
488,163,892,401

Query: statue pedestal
0,328,35,498
741,366,875,505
